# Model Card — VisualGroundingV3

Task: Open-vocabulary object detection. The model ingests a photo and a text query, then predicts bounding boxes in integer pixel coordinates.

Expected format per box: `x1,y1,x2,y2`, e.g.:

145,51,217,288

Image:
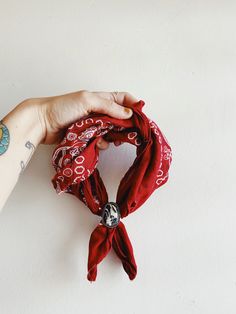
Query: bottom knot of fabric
87,221,137,281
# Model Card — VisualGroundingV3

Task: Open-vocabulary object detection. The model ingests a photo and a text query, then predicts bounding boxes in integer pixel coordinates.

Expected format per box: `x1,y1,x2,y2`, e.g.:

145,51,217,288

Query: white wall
0,1,236,313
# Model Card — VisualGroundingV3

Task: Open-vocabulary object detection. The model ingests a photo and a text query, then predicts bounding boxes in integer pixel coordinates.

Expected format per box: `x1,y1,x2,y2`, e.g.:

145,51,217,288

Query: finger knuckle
110,91,118,102
22,98,33,105
79,90,89,99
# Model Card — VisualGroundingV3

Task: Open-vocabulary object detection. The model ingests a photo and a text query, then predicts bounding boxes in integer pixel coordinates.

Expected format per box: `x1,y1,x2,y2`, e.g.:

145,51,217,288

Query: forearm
0,90,135,212
0,99,44,211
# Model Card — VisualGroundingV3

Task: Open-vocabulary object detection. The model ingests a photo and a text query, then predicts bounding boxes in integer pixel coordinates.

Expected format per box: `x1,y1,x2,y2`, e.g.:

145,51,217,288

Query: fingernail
124,107,133,116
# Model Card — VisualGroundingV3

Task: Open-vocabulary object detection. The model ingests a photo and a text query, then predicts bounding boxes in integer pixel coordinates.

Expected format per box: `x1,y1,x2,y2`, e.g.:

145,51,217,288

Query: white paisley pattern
67,132,77,141
148,119,172,186
127,131,142,146
51,114,171,195
63,168,73,177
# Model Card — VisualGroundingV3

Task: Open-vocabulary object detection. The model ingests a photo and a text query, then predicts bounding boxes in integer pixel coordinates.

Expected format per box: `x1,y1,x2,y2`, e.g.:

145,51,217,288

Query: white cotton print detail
85,118,94,124
63,168,73,177
57,176,64,182
67,132,77,141
156,173,169,186
135,138,142,146
80,174,86,181
108,123,114,129
128,132,137,140
70,147,80,157
98,128,112,137
63,158,71,166
73,176,80,183
76,121,84,128
116,126,125,131
149,120,162,144
75,166,85,174
75,155,85,164
163,145,172,161
127,131,142,146
73,174,86,183
78,126,97,141
52,146,71,168
95,119,104,126
156,167,168,186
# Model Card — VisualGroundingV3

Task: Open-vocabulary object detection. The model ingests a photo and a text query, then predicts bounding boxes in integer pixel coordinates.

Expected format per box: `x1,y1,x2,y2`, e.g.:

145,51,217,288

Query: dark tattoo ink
20,141,35,173
0,120,10,155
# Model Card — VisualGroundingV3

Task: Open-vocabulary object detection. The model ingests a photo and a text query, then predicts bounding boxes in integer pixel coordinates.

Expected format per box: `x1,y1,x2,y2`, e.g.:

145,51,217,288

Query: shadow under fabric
51,100,172,281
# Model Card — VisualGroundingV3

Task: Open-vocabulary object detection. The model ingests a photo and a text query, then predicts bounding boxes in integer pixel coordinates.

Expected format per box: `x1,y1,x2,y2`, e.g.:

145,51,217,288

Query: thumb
90,96,133,119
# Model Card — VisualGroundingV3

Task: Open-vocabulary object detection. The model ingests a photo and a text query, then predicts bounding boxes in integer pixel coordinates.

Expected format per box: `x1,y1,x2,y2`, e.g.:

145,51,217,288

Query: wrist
18,98,47,145
2,98,46,147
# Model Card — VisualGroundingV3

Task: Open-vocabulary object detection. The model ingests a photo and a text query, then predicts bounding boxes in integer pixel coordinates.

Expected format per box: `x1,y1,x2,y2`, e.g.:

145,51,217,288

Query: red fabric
51,100,172,281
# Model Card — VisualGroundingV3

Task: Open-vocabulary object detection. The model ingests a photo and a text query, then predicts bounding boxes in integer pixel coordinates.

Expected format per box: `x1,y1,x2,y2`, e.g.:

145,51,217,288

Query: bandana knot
51,100,172,281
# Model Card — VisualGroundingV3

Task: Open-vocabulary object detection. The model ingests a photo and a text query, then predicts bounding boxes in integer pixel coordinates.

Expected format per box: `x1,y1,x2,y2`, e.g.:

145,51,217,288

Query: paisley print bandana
51,100,172,281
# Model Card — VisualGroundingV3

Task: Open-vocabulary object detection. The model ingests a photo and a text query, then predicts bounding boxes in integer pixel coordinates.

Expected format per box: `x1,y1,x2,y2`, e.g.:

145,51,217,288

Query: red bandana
51,100,172,281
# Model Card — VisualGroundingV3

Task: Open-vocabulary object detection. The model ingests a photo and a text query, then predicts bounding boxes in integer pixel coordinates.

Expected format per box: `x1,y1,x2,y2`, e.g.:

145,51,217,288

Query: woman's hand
0,90,138,211
34,90,137,148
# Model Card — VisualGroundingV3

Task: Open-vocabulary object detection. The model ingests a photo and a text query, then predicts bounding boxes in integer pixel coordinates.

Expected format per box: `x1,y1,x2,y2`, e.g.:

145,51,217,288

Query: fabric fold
112,221,137,280
87,224,116,281
87,221,137,281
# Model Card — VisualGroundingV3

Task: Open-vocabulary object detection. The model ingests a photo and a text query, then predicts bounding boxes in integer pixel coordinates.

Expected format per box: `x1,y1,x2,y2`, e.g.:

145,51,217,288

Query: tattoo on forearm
20,141,35,173
1,120,35,173
0,120,10,155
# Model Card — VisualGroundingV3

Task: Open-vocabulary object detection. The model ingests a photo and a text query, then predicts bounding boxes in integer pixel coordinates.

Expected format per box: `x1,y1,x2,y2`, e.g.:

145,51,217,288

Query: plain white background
0,1,235,313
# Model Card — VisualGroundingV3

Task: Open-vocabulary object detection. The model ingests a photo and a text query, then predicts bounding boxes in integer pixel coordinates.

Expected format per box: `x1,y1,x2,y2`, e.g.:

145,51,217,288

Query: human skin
0,90,137,211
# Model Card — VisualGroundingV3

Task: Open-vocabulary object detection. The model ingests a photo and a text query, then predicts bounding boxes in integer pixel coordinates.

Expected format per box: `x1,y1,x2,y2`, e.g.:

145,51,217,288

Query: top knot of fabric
51,100,172,281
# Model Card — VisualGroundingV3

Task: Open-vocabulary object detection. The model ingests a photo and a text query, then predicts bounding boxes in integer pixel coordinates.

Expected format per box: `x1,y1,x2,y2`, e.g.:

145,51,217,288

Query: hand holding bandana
51,100,172,281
